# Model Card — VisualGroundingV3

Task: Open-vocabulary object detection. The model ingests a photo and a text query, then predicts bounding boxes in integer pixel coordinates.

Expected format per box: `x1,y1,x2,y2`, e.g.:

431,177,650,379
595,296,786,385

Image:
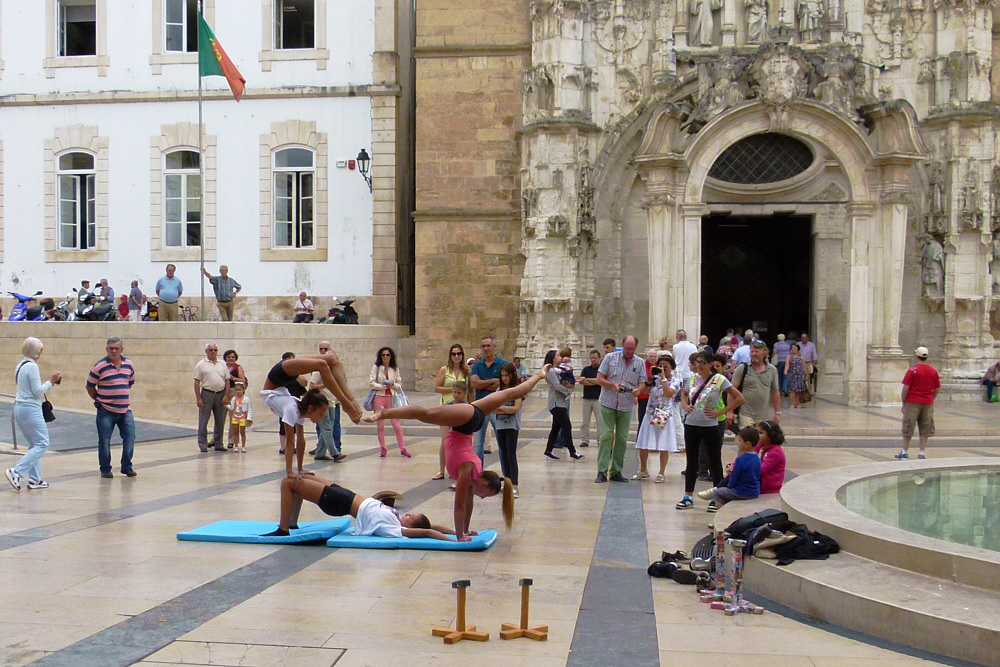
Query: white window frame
272,147,315,249
44,0,108,77
274,0,315,50
164,0,199,53
56,151,98,251
163,149,202,248
259,0,329,71
150,0,214,73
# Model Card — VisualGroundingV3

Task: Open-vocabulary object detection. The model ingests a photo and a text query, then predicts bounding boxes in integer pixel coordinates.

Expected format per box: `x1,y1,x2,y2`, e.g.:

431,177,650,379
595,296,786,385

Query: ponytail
480,471,516,530
298,388,330,415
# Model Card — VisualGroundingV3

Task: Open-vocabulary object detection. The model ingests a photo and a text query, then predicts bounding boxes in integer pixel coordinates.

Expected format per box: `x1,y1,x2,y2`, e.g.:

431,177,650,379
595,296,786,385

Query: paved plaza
2,393,998,667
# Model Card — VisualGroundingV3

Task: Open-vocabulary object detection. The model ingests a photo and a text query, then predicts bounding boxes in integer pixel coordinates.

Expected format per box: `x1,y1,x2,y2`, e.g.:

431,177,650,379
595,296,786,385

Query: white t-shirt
353,498,403,538
260,388,306,427
673,340,698,377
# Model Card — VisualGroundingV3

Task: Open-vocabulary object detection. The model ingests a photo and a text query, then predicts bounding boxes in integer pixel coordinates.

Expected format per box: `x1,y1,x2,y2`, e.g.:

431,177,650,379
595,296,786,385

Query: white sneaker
893,451,909,460
917,452,926,459
697,488,715,500
27,479,49,489
5,468,22,491
631,471,650,480
512,489,519,499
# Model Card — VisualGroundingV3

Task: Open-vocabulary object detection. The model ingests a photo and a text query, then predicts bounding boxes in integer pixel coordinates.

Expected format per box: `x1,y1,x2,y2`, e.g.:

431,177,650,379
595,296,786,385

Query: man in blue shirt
469,336,507,464
155,264,183,321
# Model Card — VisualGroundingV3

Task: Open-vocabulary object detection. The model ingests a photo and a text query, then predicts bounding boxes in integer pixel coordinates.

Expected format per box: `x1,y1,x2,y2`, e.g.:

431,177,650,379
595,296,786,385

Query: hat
777,334,786,341
730,336,740,345
467,358,476,365
915,346,929,359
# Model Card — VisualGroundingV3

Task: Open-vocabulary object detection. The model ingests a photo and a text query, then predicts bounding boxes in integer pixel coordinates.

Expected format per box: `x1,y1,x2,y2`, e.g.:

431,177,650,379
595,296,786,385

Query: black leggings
496,429,519,485
317,483,356,517
683,424,724,494
545,407,577,455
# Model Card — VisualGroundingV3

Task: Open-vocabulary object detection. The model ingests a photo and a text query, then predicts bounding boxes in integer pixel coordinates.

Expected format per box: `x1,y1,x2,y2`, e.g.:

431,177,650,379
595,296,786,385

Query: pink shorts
445,429,481,482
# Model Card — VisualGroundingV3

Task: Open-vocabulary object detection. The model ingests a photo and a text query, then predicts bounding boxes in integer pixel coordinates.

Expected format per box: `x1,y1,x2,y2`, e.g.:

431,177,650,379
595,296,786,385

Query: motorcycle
73,288,118,322
49,291,77,321
7,291,45,322
324,298,359,325
143,297,159,321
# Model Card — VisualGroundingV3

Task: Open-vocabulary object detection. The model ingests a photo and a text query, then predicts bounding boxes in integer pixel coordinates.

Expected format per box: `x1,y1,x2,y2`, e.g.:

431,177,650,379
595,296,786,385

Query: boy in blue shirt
699,426,761,512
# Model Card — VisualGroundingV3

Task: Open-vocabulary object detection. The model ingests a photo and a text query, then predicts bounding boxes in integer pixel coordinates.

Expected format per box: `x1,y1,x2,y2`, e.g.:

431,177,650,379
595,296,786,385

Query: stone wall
411,0,530,386
0,322,413,426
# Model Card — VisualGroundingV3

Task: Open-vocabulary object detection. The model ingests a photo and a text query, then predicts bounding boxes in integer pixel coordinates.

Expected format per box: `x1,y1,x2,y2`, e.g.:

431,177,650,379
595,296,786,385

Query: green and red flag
198,12,246,102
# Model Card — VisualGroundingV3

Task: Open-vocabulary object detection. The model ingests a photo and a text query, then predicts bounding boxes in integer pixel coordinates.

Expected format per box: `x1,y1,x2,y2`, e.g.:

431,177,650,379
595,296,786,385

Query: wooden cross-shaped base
432,580,490,644
500,578,548,641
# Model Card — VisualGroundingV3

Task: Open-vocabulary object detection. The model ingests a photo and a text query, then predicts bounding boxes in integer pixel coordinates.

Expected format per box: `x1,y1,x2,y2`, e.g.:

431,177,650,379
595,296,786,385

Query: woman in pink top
755,420,787,495
366,364,550,540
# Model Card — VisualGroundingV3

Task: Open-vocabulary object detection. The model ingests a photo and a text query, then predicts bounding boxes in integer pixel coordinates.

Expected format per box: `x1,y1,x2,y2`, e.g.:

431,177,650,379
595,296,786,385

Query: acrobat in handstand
365,365,551,541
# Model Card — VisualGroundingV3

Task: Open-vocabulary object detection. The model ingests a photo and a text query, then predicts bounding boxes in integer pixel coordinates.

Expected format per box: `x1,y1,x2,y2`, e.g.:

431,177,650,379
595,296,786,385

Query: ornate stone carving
944,51,966,101
926,160,948,234
594,0,647,62
867,6,925,66
689,0,722,46
810,52,861,119
577,167,596,237
796,0,824,43
547,214,568,236
748,42,809,128
641,192,676,208
990,235,1000,292
745,0,768,44
960,159,984,232
920,234,946,298
990,165,1000,231
522,188,539,230
917,59,936,84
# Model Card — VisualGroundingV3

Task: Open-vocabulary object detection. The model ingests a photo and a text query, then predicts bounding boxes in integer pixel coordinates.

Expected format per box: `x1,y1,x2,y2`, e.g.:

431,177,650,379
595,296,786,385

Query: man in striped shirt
86,337,137,478
596,334,647,483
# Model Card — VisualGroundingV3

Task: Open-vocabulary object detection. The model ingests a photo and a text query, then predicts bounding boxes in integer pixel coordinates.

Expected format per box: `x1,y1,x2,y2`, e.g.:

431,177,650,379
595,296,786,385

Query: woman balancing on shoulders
261,352,362,477
365,365,551,541
263,472,458,540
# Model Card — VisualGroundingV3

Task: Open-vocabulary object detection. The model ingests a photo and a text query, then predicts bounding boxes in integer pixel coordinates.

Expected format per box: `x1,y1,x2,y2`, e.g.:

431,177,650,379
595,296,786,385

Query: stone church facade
413,0,1000,405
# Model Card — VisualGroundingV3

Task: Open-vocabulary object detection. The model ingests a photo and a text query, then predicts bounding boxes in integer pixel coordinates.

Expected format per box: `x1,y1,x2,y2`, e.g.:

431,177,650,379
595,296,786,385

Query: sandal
431,472,445,480
654,474,665,483
675,497,694,510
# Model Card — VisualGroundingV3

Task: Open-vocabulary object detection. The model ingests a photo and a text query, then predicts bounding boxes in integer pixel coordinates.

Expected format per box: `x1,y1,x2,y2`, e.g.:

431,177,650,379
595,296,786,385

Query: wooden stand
500,578,548,641
432,580,490,644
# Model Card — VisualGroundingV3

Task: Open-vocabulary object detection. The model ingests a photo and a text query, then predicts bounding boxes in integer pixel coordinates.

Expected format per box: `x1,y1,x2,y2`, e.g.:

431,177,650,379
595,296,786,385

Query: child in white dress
633,355,681,483
227,382,253,452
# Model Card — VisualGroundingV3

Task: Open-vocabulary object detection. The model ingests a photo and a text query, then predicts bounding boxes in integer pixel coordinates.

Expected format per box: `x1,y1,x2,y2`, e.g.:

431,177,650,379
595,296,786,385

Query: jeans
473,412,498,465
13,403,49,481
683,423,723,494
776,361,788,394
985,380,997,401
198,389,226,449
97,406,135,474
545,407,577,455
597,405,632,476
496,428,520,485
580,398,600,445
315,403,342,457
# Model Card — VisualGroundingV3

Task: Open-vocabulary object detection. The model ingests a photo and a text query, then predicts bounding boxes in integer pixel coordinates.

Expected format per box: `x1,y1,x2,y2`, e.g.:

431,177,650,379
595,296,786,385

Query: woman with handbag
430,343,470,479
369,346,409,458
633,355,681,483
784,343,809,409
5,337,61,491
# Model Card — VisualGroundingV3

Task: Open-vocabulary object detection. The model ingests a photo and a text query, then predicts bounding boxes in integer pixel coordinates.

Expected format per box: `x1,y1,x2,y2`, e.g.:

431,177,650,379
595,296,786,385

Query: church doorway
700,214,812,347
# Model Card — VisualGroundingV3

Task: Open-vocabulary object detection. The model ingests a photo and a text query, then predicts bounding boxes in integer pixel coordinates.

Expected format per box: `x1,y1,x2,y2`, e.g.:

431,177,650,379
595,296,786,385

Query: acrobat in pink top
445,430,482,481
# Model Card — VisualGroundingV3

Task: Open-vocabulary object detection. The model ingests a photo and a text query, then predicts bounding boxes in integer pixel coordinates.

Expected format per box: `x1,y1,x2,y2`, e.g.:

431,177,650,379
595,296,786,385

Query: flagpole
197,0,205,321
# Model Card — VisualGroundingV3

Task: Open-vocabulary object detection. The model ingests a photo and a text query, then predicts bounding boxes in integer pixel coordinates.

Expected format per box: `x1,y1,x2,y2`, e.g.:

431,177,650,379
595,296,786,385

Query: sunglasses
381,352,392,356
319,348,329,351
451,351,464,356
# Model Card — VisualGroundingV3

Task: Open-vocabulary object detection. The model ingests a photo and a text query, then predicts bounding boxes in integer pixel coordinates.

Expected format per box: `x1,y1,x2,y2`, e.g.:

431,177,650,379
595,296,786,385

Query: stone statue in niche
797,0,824,43
745,0,768,43
960,159,983,232
690,0,722,46
920,235,945,298
991,236,1000,291
928,161,945,215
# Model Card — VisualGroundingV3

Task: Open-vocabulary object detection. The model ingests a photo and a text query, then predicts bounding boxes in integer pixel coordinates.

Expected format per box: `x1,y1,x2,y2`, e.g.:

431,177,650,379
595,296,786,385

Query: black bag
42,396,56,423
647,560,677,578
724,508,789,539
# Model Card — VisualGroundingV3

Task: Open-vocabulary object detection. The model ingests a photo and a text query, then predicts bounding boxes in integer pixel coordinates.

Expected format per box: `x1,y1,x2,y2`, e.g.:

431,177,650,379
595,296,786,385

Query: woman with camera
5,337,61,491
632,354,681,483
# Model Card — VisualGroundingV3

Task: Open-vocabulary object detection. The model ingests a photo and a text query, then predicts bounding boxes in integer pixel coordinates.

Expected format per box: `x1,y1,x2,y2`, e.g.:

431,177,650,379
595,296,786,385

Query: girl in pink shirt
755,420,787,495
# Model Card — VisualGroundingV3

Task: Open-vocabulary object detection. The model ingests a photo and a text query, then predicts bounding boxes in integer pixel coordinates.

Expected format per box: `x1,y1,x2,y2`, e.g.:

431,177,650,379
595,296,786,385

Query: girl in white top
369,346,409,457
5,337,61,491
263,473,458,540
226,382,253,453
633,355,681,483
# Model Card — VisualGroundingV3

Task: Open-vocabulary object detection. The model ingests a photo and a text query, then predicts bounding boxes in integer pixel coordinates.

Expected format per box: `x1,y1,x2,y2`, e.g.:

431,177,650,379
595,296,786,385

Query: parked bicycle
179,304,200,322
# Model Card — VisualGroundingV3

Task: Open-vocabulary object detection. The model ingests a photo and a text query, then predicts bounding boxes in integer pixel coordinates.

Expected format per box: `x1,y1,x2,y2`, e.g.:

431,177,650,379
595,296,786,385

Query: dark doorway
701,214,812,348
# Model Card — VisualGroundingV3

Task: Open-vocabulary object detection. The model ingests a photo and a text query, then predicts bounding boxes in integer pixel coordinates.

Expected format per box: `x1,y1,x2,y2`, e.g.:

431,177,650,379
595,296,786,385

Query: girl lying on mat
364,365,550,540
263,473,458,540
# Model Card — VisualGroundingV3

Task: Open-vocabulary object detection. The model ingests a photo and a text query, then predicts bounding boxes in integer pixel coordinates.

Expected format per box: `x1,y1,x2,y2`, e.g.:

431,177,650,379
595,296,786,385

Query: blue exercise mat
326,528,497,551
177,519,351,544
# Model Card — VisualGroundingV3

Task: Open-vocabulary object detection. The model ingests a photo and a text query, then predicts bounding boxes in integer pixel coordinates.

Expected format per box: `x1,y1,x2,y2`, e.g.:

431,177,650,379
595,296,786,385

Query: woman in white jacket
370,347,409,457
6,337,61,490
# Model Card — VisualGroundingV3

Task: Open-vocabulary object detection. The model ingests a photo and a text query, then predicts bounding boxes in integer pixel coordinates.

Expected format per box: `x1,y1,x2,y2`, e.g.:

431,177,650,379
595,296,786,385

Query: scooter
143,297,159,321
50,292,76,321
7,291,45,322
74,289,118,322
325,298,359,324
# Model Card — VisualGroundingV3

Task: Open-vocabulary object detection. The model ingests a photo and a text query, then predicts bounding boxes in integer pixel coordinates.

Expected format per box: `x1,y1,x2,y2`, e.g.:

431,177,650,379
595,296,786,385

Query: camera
650,367,661,376
618,384,633,393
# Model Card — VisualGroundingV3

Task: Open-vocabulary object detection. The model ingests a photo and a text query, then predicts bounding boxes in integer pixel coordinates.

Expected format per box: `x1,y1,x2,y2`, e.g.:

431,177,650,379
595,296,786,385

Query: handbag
42,396,56,423
392,389,409,409
363,389,376,412
650,406,670,428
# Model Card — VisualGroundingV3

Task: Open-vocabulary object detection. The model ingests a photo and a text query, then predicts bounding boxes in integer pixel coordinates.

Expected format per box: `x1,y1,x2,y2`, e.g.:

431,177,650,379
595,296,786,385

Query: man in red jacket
895,346,940,460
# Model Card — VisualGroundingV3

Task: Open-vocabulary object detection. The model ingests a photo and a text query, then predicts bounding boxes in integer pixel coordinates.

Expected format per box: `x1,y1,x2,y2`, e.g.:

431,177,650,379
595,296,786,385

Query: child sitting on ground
699,426,761,511
557,346,576,387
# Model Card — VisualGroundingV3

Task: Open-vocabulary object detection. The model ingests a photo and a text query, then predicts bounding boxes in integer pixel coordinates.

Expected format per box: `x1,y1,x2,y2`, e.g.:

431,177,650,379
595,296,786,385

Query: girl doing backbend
366,365,551,541
264,473,458,541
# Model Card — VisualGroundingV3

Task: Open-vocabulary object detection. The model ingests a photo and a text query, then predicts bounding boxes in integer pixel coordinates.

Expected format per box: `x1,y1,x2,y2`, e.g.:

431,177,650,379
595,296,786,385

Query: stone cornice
518,117,602,135
0,84,400,108
412,208,518,222
413,44,531,59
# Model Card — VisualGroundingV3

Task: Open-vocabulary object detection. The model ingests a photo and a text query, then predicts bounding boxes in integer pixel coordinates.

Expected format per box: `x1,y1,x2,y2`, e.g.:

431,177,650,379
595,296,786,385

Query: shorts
451,404,486,436
317,483,355,517
902,402,935,437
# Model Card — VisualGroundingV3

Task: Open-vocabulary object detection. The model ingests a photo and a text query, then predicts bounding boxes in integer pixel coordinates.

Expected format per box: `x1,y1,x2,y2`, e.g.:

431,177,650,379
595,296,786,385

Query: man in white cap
896,346,940,460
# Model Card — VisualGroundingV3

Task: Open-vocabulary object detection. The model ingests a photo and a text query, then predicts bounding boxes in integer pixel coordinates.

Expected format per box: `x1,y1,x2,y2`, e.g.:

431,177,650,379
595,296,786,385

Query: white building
0,0,413,324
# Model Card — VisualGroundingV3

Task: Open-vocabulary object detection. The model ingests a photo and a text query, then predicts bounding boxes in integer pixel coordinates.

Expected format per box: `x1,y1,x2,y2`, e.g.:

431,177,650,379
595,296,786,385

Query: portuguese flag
198,12,245,102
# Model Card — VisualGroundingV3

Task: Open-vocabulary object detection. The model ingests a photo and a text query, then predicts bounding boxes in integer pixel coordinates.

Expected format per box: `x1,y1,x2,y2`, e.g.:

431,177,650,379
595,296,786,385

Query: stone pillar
643,192,675,342
680,203,705,337
846,201,875,405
